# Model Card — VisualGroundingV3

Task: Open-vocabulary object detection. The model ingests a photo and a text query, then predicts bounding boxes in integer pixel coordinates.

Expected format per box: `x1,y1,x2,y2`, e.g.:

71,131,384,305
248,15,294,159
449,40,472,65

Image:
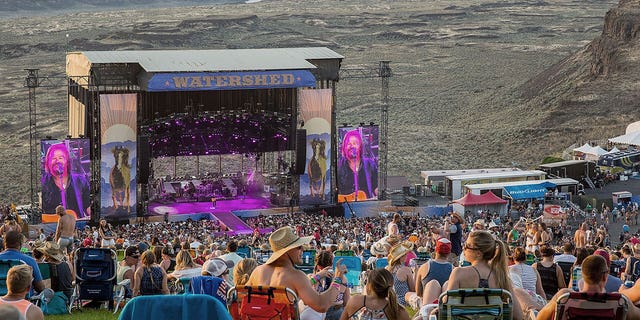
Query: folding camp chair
118,294,231,320
227,286,300,320
189,276,228,305
255,250,273,265
375,257,388,269
333,256,362,288
438,288,513,320
298,250,316,274
334,250,354,257
553,291,628,320
69,248,117,312
0,259,25,296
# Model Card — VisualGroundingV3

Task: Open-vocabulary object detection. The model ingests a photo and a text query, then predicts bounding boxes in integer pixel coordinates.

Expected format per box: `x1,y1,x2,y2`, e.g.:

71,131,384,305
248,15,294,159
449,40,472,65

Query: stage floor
147,197,272,216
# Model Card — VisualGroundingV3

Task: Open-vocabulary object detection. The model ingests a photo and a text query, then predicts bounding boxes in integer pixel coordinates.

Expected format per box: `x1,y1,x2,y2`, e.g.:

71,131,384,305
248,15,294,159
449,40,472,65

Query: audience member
133,251,169,296
0,231,44,293
0,265,44,320
340,268,409,320
232,258,257,287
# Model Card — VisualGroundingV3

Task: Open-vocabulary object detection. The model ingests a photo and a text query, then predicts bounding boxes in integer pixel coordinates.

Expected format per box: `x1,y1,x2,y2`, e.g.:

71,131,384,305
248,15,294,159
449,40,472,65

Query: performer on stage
337,129,378,202
41,142,90,218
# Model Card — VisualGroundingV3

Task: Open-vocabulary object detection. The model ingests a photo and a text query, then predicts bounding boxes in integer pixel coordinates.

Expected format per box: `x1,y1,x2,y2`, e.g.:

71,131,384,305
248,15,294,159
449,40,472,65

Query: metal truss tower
338,61,392,200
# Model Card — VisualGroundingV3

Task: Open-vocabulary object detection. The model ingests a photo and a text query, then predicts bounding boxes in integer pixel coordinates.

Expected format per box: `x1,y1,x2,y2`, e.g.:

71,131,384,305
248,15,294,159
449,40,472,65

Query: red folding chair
554,291,629,320
227,286,299,320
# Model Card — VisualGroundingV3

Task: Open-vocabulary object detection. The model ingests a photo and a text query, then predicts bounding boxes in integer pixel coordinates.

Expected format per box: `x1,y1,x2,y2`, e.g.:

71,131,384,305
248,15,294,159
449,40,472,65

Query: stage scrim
337,126,379,202
100,94,137,218
299,89,332,206
40,138,91,222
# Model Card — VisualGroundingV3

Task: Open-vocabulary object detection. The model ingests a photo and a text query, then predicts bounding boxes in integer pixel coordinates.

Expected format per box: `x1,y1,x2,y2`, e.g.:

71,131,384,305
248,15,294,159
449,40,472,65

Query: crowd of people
0,198,639,319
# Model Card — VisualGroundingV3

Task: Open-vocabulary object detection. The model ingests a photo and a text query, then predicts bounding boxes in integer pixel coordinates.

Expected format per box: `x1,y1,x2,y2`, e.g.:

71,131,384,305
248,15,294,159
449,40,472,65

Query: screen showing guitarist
337,128,378,202
41,141,91,219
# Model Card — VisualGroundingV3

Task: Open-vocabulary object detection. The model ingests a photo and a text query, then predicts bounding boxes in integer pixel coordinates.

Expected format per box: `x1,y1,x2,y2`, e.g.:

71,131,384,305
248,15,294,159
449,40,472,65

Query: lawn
46,309,120,320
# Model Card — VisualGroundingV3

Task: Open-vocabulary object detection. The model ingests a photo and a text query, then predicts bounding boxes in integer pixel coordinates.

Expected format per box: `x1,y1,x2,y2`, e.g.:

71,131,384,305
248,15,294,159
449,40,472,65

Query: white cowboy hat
488,221,499,229
265,226,313,265
370,242,387,256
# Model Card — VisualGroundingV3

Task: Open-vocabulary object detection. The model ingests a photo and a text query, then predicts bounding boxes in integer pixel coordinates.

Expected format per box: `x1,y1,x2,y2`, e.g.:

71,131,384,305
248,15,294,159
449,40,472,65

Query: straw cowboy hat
35,241,65,262
450,212,463,223
265,226,312,265
388,243,412,265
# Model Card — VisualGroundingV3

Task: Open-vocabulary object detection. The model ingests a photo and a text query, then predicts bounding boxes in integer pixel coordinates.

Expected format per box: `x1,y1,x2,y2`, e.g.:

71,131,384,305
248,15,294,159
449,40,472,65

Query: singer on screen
337,129,378,202
41,142,90,218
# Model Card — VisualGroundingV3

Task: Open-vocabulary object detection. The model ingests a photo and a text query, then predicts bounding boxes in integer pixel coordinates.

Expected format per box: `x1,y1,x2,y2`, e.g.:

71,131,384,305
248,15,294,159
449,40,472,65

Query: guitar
338,190,368,203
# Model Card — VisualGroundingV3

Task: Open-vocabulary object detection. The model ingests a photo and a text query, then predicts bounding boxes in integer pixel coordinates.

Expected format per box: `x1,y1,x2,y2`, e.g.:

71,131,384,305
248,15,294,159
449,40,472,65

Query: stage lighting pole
25,69,39,208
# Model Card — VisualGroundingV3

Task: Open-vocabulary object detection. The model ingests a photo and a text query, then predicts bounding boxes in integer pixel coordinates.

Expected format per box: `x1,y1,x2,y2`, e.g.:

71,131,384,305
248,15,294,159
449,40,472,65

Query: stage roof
68,47,343,73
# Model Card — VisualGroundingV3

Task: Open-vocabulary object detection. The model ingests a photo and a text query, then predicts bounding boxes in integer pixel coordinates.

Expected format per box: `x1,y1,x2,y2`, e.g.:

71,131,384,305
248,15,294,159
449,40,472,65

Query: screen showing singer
337,127,378,202
41,140,91,218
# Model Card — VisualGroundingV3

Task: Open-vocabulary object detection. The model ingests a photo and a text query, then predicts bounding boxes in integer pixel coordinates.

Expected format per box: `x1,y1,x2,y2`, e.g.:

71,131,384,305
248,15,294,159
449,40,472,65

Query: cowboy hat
450,212,463,223
388,243,412,265
488,221,499,229
370,242,387,256
35,241,65,262
265,226,312,265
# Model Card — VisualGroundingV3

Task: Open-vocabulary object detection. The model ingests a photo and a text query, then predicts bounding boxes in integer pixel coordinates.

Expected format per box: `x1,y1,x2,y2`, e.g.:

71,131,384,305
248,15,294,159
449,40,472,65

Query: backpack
42,291,69,315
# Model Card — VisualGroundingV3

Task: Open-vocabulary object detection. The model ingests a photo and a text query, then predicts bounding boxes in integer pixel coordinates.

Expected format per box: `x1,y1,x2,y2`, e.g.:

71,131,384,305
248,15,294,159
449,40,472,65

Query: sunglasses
463,243,479,251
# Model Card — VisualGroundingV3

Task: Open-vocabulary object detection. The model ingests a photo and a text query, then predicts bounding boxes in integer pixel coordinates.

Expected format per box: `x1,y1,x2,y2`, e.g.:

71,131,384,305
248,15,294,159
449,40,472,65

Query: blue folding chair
375,257,388,269
188,276,228,305
118,294,231,320
0,259,25,296
333,256,362,288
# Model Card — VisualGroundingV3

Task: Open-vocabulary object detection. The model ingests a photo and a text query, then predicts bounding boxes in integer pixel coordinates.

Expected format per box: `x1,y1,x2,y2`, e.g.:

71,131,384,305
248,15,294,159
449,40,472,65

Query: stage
148,197,273,216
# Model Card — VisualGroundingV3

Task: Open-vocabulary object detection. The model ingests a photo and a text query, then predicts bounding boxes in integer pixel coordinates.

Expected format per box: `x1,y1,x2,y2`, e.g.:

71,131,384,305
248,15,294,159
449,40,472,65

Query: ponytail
386,286,401,320
490,239,513,293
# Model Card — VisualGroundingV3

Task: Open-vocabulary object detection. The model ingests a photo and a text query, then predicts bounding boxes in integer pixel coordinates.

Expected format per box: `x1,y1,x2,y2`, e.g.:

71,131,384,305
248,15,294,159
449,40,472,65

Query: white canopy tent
609,131,640,146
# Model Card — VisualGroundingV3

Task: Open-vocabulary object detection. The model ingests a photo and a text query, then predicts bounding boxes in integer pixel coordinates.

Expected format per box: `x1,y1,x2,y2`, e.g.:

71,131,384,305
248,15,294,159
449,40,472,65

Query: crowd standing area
1,200,640,319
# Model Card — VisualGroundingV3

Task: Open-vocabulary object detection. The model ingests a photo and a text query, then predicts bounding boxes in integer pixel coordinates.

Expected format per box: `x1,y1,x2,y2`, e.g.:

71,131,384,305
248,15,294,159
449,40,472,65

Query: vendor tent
573,143,594,153
607,147,620,154
609,131,640,146
452,191,508,215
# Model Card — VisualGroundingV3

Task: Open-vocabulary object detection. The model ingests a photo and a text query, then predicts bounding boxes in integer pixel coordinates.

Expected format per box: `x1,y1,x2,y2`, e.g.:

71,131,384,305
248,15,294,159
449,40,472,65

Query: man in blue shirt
0,231,45,293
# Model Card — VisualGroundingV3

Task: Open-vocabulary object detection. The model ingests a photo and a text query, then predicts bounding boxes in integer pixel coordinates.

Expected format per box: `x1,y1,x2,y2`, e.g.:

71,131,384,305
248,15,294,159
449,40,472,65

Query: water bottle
625,280,634,288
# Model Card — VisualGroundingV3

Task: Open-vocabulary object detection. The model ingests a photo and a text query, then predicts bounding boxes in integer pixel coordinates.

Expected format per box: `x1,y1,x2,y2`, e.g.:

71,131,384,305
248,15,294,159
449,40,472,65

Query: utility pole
339,61,392,200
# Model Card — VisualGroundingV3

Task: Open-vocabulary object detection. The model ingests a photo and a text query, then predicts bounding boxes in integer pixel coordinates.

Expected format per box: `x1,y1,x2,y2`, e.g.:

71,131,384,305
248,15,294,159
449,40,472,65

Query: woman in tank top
531,246,565,300
341,268,409,320
133,251,169,296
433,231,524,320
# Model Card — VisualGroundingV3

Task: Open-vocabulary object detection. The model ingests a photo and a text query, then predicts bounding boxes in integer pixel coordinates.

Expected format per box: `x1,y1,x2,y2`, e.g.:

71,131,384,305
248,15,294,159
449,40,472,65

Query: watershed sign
146,70,316,91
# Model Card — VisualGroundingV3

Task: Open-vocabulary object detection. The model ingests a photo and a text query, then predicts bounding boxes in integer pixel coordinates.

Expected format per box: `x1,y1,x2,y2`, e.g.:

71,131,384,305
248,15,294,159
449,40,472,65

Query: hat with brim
35,241,65,262
388,243,411,265
488,221,499,229
450,212,463,223
370,242,387,256
265,226,312,265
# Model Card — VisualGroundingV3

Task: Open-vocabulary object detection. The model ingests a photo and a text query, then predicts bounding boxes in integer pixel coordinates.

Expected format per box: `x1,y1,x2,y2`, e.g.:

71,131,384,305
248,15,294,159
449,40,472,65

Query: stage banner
145,70,316,91
299,89,332,206
337,126,379,203
100,94,137,218
40,138,91,222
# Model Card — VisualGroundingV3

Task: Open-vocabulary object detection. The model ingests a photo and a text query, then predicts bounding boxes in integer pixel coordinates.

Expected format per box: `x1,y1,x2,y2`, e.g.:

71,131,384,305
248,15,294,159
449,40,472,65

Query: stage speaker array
138,136,150,184
294,129,306,174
